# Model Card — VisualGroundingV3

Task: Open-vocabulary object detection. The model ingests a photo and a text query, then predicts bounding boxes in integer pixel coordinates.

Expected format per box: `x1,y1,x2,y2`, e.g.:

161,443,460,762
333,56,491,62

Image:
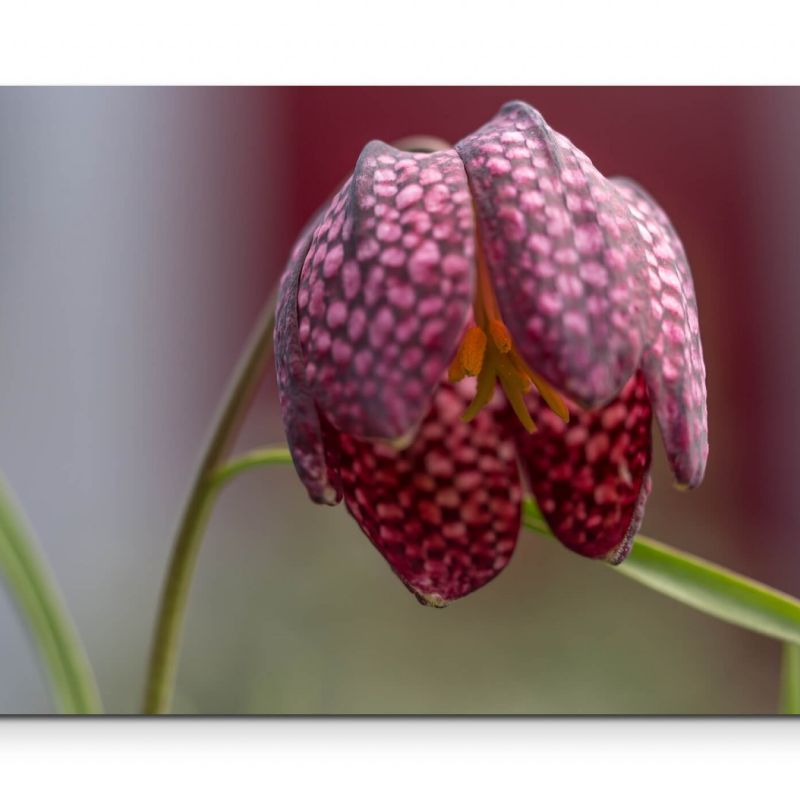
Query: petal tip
320,485,341,505
498,99,539,119
673,464,706,492
414,591,449,609
605,536,634,566
303,477,342,507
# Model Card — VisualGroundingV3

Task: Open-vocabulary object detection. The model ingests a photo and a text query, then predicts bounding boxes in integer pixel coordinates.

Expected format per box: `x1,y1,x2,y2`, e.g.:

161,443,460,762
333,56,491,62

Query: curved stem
205,448,800,657
209,448,295,492
0,474,102,714
142,298,277,714
781,642,800,714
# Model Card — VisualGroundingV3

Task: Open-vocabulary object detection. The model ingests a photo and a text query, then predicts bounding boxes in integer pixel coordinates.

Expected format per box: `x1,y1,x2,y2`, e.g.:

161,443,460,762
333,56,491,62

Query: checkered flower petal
275,212,342,504
324,382,521,605
455,100,650,408
297,141,475,442
612,179,708,488
512,371,653,561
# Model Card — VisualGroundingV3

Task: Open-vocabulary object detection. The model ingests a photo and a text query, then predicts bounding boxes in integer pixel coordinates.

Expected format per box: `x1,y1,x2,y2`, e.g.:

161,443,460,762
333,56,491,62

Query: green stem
153,438,800,714
142,299,277,714
208,448,294,492
781,642,800,714
0,474,102,714
208,446,800,658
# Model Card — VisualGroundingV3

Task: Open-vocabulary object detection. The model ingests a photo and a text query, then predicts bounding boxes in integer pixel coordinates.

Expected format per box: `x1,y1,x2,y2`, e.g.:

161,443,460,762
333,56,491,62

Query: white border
0,0,797,84
2,719,799,797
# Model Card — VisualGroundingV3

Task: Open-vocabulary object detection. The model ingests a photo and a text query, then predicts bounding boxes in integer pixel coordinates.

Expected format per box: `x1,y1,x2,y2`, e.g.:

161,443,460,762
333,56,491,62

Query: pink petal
274,212,342,505
298,142,475,441
613,179,709,488
511,371,653,562
324,382,521,605
455,101,649,407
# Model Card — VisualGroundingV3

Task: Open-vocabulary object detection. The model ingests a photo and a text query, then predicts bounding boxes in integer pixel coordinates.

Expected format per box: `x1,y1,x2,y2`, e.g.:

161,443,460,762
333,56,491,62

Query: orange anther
457,326,487,377
489,319,513,354
448,358,466,383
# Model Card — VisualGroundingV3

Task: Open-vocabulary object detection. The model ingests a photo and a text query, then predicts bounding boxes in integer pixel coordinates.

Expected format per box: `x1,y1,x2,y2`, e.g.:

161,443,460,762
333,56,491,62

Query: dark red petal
324,382,521,605
613,179,709,488
274,212,341,505
456,101,649,408
511,371,653,561
298,142,475,441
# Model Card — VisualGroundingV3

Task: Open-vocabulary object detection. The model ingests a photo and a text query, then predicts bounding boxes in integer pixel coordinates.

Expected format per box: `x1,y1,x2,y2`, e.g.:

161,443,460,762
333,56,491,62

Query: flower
274,101,708,607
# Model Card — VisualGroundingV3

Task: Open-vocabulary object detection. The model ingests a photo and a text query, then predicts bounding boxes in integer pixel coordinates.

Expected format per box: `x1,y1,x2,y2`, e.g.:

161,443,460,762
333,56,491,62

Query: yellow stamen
497,372,537,433
456,325,487,377
449,216,570,431
496,354,532,395
509,350,570,422
475,224,501,323
495,352,537,432
462,359,497,423
529,370,569,422
489,319,513,354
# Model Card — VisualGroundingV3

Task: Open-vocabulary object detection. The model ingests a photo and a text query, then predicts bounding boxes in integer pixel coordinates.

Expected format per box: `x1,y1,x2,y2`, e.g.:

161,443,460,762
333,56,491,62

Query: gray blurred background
0,87,797,714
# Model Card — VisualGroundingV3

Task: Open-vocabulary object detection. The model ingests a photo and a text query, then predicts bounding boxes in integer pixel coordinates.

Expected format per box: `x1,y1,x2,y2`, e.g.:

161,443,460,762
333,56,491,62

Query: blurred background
0,87,796,714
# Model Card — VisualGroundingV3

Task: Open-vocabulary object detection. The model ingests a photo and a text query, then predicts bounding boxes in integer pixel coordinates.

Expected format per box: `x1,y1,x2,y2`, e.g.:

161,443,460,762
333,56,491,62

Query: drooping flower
275,101,708,606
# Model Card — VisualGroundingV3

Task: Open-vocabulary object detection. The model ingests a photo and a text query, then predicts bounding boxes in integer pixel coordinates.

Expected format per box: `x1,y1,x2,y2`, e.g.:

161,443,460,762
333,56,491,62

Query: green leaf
0,473,102,714
523,499,800,648
781,643,800,714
